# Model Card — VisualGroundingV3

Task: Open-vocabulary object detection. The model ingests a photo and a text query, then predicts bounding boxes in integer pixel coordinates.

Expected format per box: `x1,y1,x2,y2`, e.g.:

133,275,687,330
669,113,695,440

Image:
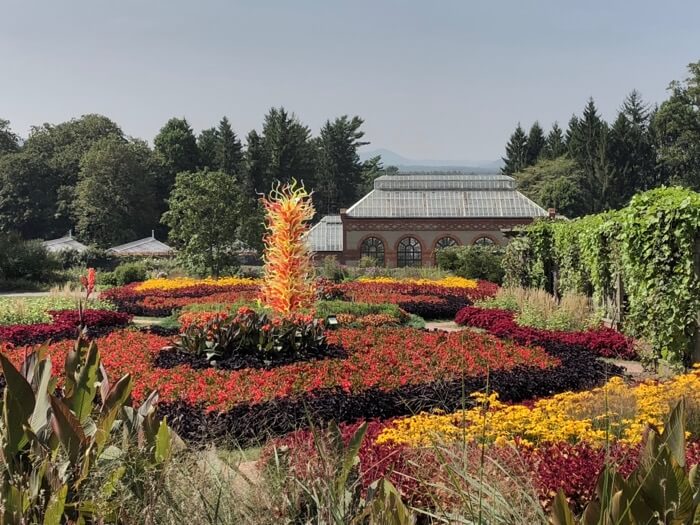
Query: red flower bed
0,309,132,347
319,280,498,319
454,306,636,359
101,283,259,316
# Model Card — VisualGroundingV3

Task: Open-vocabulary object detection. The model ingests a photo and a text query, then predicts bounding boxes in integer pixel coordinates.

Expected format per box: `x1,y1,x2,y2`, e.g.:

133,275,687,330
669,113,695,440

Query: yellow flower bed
376,371,700,448
357,276,478,289
134,276,259,291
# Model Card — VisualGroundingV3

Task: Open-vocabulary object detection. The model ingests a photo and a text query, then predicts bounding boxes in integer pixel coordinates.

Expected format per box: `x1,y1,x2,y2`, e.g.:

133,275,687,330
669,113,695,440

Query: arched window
397,237,422,267
360,237,385,265
435,236,458,251
474,236,495,247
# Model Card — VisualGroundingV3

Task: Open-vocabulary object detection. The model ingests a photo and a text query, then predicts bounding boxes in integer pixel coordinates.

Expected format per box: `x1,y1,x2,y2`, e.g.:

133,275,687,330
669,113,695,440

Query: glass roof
307,215,343,252
374,173,516,191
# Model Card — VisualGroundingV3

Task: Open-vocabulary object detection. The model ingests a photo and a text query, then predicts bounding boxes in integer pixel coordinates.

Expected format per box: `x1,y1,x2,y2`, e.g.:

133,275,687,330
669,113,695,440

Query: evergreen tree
237,130,267,252
257,107,315,191
197,127,220,170
314,115,368,214
543,122,566,159
217,117,244,177
567,99,612,211
73,137,158,246
526,121,546,165
564,115,579,145
358,155,384,198
501,124,529,175
607,90,658,206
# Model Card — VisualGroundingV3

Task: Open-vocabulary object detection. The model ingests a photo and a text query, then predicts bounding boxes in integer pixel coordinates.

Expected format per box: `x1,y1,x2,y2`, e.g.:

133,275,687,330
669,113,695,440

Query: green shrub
0,233,60,286
436,245,505,284
112,261,149,285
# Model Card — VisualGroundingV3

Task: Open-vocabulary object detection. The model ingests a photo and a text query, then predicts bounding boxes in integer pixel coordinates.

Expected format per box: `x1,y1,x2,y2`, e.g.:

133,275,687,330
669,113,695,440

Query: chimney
151,229,155,239
548,208,556,219
68,229,72,239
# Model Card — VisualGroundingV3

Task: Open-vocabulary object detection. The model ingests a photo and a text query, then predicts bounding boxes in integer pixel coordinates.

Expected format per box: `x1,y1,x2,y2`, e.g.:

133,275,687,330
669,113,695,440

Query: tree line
0,108,384,255
501,60,700,217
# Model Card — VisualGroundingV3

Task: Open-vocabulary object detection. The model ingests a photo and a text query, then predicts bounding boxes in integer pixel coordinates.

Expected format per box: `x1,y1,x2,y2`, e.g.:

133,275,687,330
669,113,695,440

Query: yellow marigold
377,370,700,448
356,276,478,289
135,277,259,291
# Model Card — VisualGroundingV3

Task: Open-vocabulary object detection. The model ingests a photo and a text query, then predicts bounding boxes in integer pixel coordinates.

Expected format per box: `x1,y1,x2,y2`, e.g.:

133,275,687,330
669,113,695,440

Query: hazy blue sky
2,1,698,161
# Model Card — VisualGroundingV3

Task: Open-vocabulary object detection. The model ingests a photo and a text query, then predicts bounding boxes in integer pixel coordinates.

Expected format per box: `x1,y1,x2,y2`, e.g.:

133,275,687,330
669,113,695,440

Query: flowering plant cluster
376,370,700,448
355,276,479,288
455,306,635,359
175,307,326,360
0,309,132,346
134,276,258,292
102,282,259,316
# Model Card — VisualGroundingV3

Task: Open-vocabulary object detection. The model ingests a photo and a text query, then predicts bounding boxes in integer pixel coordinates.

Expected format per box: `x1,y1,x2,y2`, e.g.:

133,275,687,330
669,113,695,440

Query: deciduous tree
73,137,158,246
162,169,241,277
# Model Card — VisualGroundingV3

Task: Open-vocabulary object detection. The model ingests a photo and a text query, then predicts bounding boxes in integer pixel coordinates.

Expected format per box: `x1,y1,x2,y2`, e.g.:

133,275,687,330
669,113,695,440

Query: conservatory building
307,173,549,267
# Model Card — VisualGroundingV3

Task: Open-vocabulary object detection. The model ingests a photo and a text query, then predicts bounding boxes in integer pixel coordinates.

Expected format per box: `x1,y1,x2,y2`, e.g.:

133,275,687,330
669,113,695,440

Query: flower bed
134,276,258,291
455,306,635,359
101,282,259,316
376,371,700,448
265,420,700,512
320,280,498,319
0,309,132,346
0,325,615,444
0,296,116,325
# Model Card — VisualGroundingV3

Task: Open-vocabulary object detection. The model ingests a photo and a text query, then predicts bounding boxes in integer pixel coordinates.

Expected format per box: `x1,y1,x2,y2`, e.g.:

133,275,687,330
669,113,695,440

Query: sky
1,0,699,162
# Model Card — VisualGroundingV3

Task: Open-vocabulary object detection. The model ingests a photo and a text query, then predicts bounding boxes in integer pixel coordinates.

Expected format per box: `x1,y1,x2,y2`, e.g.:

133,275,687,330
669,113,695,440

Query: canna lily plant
259,179,316,316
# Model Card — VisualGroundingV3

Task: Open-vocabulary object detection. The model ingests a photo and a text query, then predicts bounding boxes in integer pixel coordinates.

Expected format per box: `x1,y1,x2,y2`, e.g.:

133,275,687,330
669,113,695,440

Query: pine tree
217,117,243,177
567,98,612,211
237,130,267,251
607,91,658,206
526,121,546,165
257,107,315,191
565,115,579,146
314,115,368,214
501,124,529,175
543,122,566,159
197,127,220,170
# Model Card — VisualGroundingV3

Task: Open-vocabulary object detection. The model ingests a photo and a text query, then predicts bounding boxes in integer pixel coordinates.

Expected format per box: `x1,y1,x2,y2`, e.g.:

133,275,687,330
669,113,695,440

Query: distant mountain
359,148,503,173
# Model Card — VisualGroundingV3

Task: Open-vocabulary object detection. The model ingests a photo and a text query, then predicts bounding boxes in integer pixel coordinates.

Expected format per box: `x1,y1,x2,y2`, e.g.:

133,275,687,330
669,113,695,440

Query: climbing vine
504,187,700,365
618,188,700,365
